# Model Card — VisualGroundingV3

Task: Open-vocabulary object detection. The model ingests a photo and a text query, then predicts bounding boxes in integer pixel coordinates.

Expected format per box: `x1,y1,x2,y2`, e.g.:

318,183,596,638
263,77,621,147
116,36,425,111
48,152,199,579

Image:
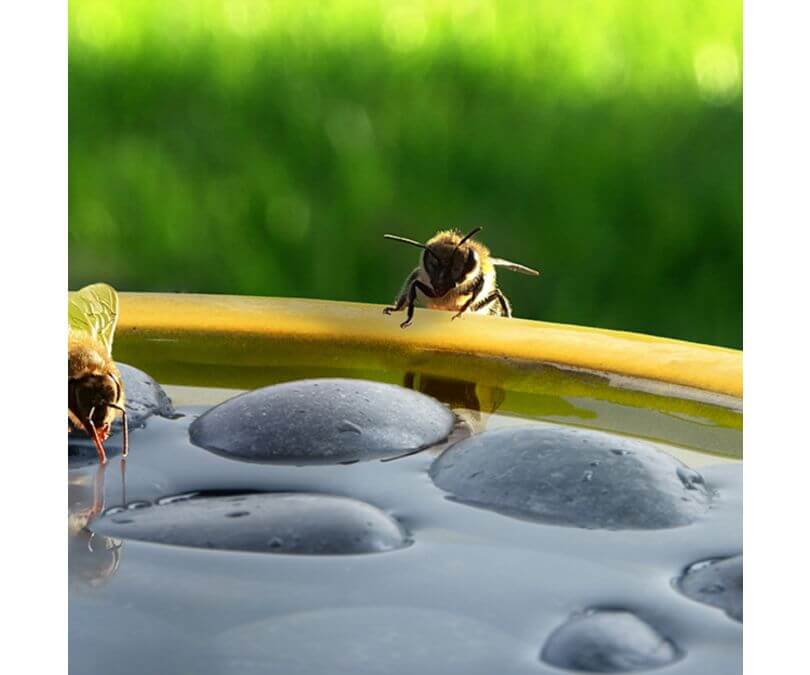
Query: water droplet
337,420,362,434
127,501,151,510
157,492,199,506
582,470,594,482
677,467,705,490
226,511,250,518
701,584,725,595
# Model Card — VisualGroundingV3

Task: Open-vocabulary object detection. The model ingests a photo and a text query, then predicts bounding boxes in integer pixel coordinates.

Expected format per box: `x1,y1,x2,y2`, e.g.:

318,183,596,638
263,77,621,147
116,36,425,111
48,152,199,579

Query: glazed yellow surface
107,293,741,400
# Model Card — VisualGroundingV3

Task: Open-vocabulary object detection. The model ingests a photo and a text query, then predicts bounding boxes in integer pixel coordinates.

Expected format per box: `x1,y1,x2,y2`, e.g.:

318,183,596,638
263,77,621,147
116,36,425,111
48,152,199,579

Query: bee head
423,226,483,295
384,227,483,296
422,242,479,296
69,374,122,432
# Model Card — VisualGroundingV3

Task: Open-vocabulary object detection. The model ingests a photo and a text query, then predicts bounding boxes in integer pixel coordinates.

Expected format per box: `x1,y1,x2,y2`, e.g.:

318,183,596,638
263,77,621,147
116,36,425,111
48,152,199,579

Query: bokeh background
69,0,741,348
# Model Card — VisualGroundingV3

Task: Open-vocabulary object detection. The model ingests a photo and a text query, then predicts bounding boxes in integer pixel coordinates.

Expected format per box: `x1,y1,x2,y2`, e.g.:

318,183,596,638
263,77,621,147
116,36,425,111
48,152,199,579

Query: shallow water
69,370,741,675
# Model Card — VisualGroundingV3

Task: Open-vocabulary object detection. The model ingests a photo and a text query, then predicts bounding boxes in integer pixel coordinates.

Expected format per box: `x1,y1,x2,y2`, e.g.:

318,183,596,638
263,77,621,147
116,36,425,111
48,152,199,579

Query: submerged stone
189,378,454,464
429,425,712,530
91,492,409,555
70,603,211,675
677,555,742,622
541,609,681,672
216,607,522,675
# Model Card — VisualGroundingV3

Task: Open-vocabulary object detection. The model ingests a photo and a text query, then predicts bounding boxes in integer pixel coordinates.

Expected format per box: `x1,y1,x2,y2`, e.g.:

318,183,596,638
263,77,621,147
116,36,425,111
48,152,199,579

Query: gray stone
112,362,176,431
429,425,712,530
541,609,681,672
92,492,410,555
677,555,742,622
189,378,454,464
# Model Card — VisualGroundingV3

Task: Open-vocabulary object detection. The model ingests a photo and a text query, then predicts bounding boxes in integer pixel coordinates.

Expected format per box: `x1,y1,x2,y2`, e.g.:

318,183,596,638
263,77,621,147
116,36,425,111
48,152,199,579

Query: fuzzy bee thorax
69,333,113,379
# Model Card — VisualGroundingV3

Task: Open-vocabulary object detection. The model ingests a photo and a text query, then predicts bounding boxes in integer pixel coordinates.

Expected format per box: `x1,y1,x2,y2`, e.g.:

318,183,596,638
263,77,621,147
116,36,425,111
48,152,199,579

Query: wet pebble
677,555,742,622
189,378,454,464
540,609,681,672
429,425,712,530
91,492,409,555
112,362,176,430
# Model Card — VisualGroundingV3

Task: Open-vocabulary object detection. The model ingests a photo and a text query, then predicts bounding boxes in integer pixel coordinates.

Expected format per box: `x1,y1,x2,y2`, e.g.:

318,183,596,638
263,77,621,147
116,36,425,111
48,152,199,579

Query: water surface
69,367,741,675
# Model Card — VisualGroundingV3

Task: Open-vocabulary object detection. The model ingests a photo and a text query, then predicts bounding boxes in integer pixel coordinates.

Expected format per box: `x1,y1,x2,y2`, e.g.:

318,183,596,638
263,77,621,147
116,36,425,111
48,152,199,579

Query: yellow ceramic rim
110,293,742,400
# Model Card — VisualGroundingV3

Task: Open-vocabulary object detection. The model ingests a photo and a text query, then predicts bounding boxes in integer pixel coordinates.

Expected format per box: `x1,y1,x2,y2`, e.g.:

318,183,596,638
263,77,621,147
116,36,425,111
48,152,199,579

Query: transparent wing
490,257,540,276
68,283,120,353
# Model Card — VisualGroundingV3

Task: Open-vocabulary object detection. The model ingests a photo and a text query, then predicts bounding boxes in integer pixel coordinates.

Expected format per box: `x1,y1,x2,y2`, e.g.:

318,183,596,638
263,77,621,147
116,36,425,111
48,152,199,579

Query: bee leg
470,294,497,314
89,427,108,464
494,290,512,317
87,407,108,465
110,403,129,458
121,456,128,506
384,269,419,315
472,290,512,317
451,296,476,320
401,280,435,328
452,274,486,320
122,411,129,458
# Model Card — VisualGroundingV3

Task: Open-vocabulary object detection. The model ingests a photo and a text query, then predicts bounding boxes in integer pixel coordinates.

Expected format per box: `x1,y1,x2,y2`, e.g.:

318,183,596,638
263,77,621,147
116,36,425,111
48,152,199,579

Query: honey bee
383,227,539,328
68,283,127,464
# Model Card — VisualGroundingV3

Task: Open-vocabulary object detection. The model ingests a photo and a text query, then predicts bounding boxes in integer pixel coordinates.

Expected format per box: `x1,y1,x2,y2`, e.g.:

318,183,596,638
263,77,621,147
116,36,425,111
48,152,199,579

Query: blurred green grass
69,0,742,347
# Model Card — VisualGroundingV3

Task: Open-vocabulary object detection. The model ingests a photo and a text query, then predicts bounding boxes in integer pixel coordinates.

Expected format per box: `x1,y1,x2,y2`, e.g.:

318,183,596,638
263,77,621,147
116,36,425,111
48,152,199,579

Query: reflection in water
69,463,124,588
403,372,505,434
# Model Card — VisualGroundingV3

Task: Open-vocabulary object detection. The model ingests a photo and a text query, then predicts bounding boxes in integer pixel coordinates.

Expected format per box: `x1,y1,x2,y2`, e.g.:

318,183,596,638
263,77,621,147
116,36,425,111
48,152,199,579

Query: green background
69,0,742,348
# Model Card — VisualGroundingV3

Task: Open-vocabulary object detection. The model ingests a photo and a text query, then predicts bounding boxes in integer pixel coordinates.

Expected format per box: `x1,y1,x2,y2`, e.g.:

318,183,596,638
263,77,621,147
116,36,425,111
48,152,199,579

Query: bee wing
490,257,540,276
68,283,120,353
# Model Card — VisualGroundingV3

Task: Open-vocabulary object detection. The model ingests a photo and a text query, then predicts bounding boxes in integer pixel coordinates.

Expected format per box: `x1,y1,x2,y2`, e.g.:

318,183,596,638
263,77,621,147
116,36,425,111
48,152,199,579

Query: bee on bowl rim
383,227,540,328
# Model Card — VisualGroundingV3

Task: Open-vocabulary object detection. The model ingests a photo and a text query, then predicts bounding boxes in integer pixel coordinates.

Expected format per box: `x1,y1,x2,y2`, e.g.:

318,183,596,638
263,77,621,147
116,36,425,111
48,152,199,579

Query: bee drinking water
68,283,128,464
383,227,539,328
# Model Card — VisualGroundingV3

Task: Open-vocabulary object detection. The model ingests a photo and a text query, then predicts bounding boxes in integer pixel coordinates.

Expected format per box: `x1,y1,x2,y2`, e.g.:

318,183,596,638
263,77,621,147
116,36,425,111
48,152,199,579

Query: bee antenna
384,234,428,249
384,234,439,262
455,226,483,250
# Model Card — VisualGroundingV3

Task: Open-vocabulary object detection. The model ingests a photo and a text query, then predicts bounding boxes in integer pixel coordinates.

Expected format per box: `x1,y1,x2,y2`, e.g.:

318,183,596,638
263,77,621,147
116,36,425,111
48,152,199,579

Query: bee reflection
69,463,123,589
403,372,505,435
